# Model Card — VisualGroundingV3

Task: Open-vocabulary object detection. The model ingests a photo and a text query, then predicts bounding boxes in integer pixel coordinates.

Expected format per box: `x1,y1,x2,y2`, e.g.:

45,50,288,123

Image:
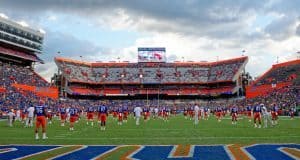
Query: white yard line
1,136,300,140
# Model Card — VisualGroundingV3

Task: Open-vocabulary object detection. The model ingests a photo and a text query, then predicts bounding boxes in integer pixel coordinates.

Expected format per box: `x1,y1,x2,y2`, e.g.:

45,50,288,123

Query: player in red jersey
34,100,48,139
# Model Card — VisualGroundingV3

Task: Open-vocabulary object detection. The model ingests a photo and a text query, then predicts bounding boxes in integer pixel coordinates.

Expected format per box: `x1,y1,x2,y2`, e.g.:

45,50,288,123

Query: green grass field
1,115,299,145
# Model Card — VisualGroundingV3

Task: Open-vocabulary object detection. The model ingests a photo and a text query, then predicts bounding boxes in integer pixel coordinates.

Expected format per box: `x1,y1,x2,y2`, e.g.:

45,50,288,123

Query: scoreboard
138,47,166,62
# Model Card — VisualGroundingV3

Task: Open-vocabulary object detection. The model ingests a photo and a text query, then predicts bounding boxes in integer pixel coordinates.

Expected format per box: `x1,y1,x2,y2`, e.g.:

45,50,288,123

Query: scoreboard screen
138,47,166,62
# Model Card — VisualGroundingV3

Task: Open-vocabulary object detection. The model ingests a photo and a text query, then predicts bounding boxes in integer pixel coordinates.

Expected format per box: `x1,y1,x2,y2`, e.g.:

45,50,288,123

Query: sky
0,0,300,81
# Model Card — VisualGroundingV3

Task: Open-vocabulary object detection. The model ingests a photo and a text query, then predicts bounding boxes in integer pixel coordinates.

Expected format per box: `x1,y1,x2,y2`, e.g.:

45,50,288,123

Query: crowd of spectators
56,57,247,84
0,61,49,87
0,58,298,117
254,62,300,86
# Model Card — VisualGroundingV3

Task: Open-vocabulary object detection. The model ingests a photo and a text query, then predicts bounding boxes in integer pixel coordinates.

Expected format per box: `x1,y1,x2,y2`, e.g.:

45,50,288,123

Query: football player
59,104,67,126
231,106,238,125
86,105,95,126
117,106,123,125
246,104,252,122
98,102,108,130
69,105,77,131
123,105,129,123
253,103,262,128
271,103,279,125
34,100,48,139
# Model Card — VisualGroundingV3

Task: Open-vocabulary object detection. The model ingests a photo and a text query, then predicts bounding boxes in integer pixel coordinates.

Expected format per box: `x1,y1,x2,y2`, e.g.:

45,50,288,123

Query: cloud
0,0,266,38
296,24,300,36
264,16,298,40
1,0,300,81
36,30,116,81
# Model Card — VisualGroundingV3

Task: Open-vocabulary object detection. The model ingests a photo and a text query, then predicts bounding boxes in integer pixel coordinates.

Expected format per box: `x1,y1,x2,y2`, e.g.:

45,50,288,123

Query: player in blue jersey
246,105,252,122
97,102,108,130
69,105,77,131
59,104,67,126
204,107,209,120
86,105,95,126
123,105,129,123
289,106,296,119
253,103,262,128
117,106,123,125
34,100,48,140
216,106,222,122
271,103,279,125
21,107,27,124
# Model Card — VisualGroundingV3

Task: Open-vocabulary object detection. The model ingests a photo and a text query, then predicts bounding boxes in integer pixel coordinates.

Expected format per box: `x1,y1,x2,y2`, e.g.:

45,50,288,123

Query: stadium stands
55,56,248,84
0,61,49,87
55,56,248,97
246,59,300,98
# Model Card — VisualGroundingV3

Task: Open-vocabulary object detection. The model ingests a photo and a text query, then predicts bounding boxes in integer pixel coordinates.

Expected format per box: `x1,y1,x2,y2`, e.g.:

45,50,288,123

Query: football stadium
0,1,300,160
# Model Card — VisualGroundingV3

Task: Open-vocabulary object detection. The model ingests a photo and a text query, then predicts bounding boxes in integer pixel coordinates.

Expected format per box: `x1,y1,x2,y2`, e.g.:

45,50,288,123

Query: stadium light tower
242,50,246,56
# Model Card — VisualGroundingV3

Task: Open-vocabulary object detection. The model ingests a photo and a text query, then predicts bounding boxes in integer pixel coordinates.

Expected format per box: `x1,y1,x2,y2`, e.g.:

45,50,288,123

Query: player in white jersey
26,106,35,127
261,104,272,128
16,109,21,121
134,106,143,125
200,106,204,120
154,107,159,119
7,109,15,127
194,104,200,125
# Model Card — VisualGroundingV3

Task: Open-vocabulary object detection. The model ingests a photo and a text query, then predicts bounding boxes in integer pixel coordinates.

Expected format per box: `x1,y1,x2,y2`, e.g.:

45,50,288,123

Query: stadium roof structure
0,16,44,63
55,56,248,67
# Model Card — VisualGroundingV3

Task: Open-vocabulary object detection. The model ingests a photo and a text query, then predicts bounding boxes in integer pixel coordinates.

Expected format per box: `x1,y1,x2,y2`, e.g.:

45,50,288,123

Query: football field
0,115,300,159
1,115,300,145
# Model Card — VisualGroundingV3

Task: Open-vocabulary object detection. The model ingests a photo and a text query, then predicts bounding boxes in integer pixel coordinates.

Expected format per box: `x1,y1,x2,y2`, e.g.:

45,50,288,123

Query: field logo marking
0,146,60,160
1,144,300,160
16,146,65,160
121,145,142,160
48,145,87,160
51,146,116,160
93,145,142,160
127,146,145,160
130,145,231,160
168,145,194,158
92,146,121,160
0,148,17,154
244,144,300,160
226,144,251,160
279,147,300,159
